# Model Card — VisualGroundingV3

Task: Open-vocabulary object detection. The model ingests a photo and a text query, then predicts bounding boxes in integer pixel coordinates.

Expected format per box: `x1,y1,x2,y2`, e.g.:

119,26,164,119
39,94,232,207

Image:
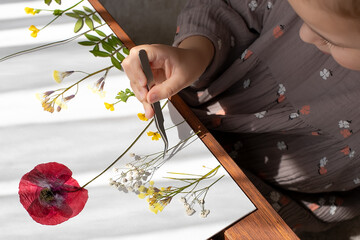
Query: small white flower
277,141,287,150
354,178,360,185
329,205,337,215
183,203,190,209
320,68,331,80
248,0,258,11
112,168,119,173
198,199,205,205
243,79,251,88
125,163,133,168
349,151,356,158
129,152,135,157
338,120,350,129
289,112,299,119
122,178,128,183
200,209,210,218
179,197,187,203
186,208,196,216
319,157,328,167
255,111,267,119
278,84,286,95
127,186,134,192
269,191,281,202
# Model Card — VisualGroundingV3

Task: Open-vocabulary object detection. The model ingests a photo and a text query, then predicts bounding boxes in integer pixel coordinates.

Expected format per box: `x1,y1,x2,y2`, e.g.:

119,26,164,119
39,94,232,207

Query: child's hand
122,36,214,119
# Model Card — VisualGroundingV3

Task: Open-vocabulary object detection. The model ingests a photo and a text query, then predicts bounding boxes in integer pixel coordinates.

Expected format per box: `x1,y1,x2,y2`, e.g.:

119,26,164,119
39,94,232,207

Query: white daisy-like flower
248,0,258,11
338,120,350,129
320,68,331,80
243,79,251,88
353,178,360,185
277,141,287,150
319,157,328,167
255,111,267,119
289,112,299,119
278,84,286,95
329,205,337,215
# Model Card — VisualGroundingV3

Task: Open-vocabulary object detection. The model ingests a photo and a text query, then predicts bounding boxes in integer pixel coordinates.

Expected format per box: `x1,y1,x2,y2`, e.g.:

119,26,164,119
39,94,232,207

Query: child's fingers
147,74,185,103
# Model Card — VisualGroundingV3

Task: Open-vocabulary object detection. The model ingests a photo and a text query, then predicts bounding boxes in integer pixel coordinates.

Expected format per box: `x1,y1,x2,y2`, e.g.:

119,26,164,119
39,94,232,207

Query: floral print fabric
174,0,360,232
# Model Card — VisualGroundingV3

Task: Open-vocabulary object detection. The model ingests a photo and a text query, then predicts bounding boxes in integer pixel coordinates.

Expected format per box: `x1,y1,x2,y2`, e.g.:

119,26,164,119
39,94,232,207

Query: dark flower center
39,188,55,203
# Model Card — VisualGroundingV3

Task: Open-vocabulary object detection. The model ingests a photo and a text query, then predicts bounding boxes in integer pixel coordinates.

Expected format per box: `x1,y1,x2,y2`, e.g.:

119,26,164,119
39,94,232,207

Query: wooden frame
87,1,299,239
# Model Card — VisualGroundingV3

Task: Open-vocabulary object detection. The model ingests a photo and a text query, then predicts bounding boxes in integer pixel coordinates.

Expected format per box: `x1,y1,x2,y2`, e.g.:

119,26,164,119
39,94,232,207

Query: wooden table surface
88,1,300,239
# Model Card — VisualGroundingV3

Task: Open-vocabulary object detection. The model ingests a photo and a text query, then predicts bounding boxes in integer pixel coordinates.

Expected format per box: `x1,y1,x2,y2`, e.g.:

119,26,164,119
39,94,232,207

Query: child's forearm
178,35,215,74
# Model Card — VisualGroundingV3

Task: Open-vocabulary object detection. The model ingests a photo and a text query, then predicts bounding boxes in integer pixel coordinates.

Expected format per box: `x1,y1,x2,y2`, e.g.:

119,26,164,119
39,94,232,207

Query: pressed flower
29,25,40,38
25,7,37,15
53,70,74,83
137,113,148,121
18,162,88,225
104,102,114,111
147,131,161,141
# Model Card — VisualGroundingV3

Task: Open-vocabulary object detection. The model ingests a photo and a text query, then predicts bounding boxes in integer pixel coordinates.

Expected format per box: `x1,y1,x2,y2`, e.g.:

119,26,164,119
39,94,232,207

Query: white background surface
0,1,255,239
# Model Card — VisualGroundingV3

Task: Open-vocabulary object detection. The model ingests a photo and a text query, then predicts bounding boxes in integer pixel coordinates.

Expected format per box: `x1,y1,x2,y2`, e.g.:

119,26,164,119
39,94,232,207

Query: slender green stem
0,24,106,62
81,118,155,189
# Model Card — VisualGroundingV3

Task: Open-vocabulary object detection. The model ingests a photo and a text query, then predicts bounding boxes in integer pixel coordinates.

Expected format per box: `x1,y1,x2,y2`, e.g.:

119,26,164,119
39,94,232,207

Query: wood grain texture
87,1,299,239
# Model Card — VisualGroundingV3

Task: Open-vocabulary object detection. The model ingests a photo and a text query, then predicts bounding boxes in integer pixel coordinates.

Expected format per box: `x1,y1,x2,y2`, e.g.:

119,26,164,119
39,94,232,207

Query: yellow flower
104,102,115,111
24,7,36,15
137,113,148,121
138,192,147,199
28,25,40,38
53,70,74,83
147,131,161,141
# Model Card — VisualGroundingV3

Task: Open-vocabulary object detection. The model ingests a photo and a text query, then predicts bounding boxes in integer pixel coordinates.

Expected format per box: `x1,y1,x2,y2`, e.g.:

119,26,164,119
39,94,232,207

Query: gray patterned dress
173,0,360,232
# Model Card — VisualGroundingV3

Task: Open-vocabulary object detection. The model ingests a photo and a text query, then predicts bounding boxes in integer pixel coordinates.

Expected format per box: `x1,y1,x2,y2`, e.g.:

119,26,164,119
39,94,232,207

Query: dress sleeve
173,0,273,88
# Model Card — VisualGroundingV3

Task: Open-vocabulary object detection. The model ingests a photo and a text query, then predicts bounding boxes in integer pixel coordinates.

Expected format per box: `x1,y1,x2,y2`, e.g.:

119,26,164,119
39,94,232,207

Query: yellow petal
137,113,148,121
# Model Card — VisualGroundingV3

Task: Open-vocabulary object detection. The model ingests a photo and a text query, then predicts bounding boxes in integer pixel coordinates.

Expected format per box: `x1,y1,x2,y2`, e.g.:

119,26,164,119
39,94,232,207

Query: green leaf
85,16,94,30
111,36,122,46
78,41,97,46
93,44,100,52
65,12,80,18
73,10,86,16
55,0,61,4
85,33,100,42
123,47,130,55
115,88,135,102
92,14,102,24
44,0,52,6
95,30,106,37
83,6,93,13
101,41,116,53
90,50,110,57
74,18,84,33
111,56,122,70
116,52,125,62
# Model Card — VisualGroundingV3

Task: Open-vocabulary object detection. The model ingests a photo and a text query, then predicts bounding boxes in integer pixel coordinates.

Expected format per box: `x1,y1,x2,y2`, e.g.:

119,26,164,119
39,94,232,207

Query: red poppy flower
18,162,88,225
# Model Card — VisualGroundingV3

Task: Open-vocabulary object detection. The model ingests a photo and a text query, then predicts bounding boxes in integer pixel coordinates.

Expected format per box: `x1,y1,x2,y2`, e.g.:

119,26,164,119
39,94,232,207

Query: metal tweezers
139,49,169,157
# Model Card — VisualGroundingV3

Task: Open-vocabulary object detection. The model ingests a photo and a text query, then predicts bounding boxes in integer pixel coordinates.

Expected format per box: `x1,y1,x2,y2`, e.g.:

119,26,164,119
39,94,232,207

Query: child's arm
122,35,214,119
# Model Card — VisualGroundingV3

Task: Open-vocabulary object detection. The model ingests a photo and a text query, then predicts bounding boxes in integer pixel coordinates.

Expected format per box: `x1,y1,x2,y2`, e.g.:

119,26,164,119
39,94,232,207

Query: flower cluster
36,91,74,113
